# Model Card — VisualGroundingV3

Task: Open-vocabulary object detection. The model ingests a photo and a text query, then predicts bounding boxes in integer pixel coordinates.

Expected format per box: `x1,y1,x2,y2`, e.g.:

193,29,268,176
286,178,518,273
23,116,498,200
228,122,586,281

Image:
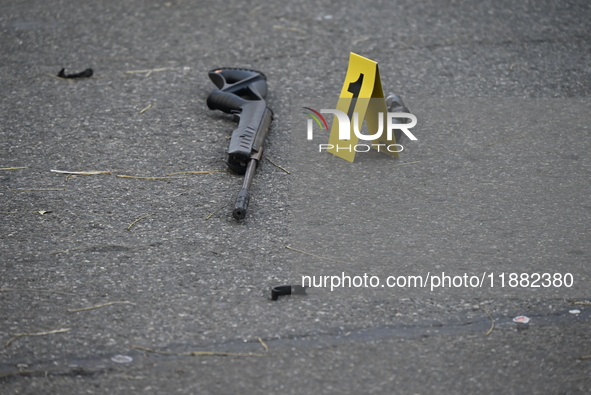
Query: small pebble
513,315,530,324
111,354,133,364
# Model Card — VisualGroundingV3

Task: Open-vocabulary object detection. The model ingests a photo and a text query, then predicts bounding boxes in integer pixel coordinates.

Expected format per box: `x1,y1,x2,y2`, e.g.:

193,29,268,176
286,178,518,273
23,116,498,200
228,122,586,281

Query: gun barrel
232,158,258,220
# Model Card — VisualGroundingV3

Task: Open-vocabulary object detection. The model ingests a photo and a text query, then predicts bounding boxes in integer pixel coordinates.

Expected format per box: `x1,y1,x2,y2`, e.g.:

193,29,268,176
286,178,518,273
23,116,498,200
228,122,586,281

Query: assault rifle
206,68,273,220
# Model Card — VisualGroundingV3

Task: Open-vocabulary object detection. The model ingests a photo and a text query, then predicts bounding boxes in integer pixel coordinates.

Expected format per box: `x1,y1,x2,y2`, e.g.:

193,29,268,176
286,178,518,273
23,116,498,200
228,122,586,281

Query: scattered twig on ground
115,174,188,180
570,301,591,306
43,169,230,180
50,170,111,175
285,245,348,264
579,355,591,360
68,301,136,313
131,345,267,357
257,337,269,352
5,328,71,348
166,170,228,176
352,36,370,45
266,157,291,174
204,204,229,220
394,161,421,166
0,167,27,171
49,169,228,178
483,309,495,336
127,214,152,231
51,169,111,181
139,104,152,114
248,4,264,14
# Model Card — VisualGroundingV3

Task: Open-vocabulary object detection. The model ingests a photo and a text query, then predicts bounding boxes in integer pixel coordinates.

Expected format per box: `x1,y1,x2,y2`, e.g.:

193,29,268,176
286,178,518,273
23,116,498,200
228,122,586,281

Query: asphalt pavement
1,0,590,394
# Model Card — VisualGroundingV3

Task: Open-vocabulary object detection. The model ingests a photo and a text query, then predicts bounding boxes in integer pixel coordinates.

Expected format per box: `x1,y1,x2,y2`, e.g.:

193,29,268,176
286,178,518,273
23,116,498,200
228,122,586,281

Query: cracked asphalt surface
1,0,590,394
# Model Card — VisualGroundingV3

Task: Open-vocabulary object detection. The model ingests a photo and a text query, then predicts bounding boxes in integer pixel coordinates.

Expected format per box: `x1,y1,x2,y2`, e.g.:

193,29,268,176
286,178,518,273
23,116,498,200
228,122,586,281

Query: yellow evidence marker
327,52,398,162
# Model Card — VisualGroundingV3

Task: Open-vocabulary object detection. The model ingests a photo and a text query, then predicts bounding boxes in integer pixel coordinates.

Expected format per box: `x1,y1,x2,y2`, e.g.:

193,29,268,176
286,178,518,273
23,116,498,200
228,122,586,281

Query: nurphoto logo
302,107,417,153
